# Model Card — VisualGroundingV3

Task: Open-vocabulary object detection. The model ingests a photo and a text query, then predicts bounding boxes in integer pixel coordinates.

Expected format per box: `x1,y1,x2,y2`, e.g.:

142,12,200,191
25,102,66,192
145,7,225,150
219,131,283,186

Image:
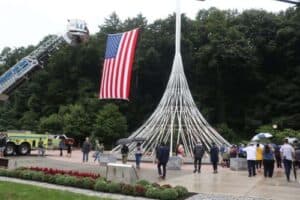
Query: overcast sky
0,0,293,51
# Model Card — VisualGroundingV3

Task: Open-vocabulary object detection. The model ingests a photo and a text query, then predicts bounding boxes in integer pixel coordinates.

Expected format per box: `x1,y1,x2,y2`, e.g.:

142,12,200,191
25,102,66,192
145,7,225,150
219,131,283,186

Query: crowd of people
1,132,300,182
217,139,300,181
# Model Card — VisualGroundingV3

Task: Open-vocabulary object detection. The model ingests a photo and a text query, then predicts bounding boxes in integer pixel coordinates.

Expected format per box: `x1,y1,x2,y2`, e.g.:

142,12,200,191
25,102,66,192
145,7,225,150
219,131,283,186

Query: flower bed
0,167,190,200
27,167,100,179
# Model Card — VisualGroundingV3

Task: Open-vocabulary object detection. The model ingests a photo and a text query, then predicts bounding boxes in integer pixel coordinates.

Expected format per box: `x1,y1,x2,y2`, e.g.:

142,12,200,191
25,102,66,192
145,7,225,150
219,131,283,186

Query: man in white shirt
243,143,257,177
280,139,295,181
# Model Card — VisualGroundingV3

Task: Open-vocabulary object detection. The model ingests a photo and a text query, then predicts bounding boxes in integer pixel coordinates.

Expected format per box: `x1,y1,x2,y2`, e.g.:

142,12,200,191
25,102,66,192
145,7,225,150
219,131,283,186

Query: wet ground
5,150,300,200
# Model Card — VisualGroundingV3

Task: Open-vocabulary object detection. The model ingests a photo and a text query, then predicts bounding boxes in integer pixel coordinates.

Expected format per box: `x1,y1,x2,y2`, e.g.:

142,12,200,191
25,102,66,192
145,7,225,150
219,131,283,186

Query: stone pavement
6,150,300,200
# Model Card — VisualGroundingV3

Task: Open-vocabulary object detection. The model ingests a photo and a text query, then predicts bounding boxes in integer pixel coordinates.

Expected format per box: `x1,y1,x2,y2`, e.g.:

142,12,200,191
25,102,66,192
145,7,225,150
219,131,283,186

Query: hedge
0,168,190,200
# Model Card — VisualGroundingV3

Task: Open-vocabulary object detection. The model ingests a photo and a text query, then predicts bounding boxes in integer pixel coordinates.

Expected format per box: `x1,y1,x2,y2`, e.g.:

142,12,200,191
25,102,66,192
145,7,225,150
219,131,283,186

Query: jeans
283,159,292,181
212,161,218,172
194,157,202,172
158,162,167,178
83,152,89,162
38,148,45,156
94,151,100,162
135,153,142,168
263,159,274,177
60,148,63,156
256,160,262,169
247,160,256,176
275,155,282,168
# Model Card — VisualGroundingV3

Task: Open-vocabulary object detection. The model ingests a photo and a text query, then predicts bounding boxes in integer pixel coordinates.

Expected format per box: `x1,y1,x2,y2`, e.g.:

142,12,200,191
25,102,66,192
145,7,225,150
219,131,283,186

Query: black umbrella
116,138,132,145
132,137,146,143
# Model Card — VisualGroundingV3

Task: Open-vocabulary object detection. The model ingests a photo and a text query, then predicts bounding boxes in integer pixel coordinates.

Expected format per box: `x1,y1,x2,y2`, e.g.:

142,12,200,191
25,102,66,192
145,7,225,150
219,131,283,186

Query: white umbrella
251,133,273,141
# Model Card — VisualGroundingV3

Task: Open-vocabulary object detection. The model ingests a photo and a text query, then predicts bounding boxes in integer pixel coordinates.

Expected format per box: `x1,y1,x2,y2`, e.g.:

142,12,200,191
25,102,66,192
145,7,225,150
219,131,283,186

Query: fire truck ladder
0,35,66,100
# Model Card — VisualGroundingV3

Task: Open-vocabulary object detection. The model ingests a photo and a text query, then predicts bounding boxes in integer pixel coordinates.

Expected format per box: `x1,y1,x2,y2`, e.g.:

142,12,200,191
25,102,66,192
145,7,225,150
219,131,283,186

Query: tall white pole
170,0,181,156
175,0,181,55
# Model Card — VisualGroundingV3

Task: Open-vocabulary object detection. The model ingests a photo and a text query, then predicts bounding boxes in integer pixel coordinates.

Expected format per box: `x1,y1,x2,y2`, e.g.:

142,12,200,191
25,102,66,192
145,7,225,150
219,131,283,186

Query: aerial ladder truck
0,19,89,101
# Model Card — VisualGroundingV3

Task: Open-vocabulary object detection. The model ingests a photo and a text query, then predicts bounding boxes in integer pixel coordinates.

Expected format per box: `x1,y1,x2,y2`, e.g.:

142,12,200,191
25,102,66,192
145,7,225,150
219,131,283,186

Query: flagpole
175,0,181,55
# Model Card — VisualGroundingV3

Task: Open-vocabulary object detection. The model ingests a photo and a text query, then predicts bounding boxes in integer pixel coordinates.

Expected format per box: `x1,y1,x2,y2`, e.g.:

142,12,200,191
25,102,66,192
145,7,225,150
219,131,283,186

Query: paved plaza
5,150,300,200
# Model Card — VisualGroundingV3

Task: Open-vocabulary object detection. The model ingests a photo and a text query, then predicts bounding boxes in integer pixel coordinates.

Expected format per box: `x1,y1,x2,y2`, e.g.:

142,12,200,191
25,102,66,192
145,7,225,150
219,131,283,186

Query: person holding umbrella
121,144,129,164
280,139,295,181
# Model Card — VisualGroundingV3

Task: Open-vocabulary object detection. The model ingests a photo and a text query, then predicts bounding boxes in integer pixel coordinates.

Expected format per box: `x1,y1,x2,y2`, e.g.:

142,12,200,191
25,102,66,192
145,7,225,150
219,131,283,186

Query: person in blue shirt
263,144,275,178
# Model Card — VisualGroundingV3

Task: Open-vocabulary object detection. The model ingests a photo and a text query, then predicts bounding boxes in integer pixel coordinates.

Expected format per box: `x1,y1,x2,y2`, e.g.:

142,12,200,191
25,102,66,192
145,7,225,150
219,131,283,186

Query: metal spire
112,0,230,157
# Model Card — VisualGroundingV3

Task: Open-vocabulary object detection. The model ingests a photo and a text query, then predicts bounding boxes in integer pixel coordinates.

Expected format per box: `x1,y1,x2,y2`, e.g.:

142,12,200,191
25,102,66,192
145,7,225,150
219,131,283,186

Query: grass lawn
0,181,113,200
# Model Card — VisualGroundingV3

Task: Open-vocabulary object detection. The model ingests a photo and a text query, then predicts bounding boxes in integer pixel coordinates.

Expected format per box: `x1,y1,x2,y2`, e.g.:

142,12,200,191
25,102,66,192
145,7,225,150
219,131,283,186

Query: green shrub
16,167,27,171
174,186,188,198
6,170,20,178
145,186,161,199
55,175,67,185
42,174,52,182
0,168,7,176
20,170,35,180
107,182,122,193
63,176,79,187
121,184,134,195
47,174,57,184
94,180,109,192
134,184,146,196
159,188,178,200
96,177,106,182
80,177,95,189
136,179,150,187
31,171,44,181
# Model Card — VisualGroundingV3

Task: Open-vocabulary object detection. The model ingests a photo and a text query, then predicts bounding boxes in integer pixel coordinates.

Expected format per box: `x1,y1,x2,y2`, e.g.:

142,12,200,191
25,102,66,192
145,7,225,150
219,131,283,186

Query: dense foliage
0,8,300,146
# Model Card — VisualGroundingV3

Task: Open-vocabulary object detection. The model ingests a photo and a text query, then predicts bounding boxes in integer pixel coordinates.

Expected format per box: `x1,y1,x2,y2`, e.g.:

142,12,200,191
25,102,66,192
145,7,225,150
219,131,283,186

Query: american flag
99,28,139,100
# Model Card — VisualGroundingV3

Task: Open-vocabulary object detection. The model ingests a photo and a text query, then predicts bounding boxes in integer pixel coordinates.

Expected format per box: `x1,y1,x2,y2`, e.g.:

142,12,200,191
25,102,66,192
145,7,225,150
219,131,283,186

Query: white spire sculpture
113,0,230,157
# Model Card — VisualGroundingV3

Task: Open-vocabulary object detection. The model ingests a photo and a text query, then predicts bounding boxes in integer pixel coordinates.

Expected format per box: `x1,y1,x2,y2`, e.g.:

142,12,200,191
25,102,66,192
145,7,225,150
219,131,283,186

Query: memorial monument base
230,158,247,171
99,153,117,165
167,156,182,170
106,163,138,184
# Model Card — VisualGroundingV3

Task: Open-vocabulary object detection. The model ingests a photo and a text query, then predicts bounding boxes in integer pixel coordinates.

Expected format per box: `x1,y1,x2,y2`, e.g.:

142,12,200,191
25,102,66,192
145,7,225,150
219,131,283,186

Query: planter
230,157,247,171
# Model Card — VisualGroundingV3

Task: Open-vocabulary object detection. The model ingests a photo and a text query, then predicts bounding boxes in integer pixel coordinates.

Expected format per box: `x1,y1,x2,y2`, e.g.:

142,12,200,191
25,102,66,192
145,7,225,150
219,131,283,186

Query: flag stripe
118,31,132,98
125,29,139,98
99,28,139,100
114,33,129,98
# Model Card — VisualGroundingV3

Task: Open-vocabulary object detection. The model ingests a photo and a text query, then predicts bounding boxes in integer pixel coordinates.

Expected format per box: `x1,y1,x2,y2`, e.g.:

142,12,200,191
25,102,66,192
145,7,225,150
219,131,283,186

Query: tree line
0,7,300,147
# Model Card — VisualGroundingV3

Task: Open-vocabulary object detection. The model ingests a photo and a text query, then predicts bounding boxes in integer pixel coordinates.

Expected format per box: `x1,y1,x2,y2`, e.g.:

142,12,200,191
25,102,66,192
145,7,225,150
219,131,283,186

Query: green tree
38,114,63,134
93,104,127,147
62,104,92,141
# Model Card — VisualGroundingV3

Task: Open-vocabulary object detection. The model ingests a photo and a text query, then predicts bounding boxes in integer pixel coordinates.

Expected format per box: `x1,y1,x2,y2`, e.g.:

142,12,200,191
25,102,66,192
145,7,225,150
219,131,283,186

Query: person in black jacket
121,144,129,164
210,142,219,174
193,141,205,173
82,137,91,163
157,142,170,179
